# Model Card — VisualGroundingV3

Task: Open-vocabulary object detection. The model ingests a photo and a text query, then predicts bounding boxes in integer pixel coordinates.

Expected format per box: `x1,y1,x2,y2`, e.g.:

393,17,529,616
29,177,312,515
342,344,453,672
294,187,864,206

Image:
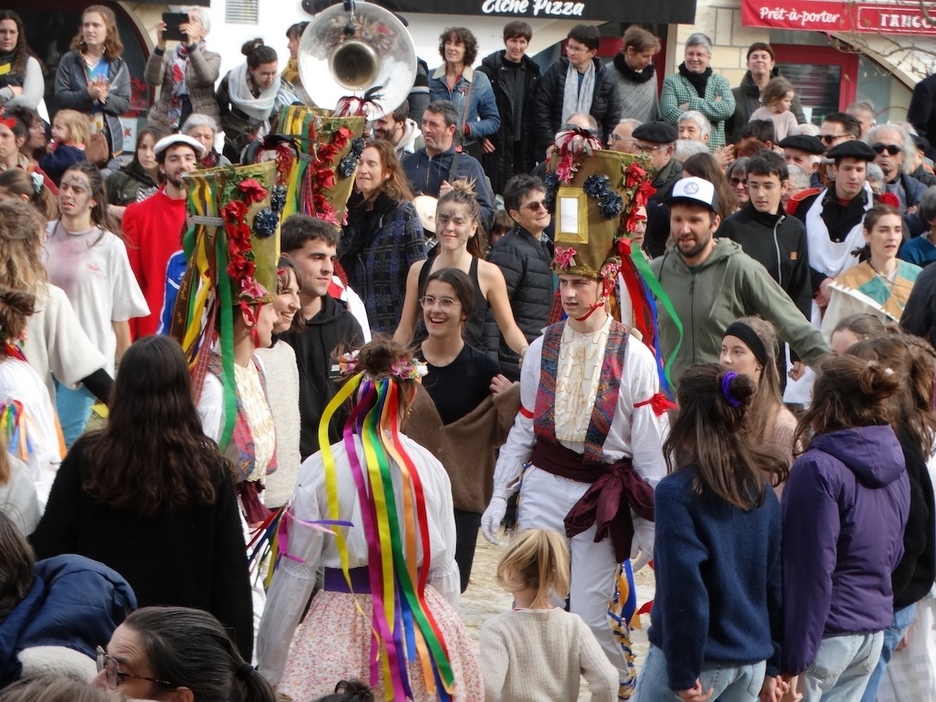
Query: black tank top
416,256,491,352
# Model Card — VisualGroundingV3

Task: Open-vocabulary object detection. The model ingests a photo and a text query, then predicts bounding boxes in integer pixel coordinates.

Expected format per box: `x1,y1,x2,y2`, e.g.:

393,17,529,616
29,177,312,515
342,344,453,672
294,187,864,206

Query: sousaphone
299,0,417,120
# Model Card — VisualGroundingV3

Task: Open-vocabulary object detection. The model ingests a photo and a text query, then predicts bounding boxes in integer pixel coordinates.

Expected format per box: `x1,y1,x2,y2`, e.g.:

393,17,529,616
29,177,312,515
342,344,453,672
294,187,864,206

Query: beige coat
145,45,221,127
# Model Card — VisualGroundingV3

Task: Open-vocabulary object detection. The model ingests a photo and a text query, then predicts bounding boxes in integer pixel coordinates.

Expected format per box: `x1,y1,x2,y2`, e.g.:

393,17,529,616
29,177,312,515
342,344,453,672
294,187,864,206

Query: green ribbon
631,248,684,390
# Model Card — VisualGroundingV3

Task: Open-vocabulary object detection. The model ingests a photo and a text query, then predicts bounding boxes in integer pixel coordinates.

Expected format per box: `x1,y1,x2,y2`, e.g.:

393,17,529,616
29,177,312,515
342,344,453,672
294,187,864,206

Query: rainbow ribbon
317,375,456,701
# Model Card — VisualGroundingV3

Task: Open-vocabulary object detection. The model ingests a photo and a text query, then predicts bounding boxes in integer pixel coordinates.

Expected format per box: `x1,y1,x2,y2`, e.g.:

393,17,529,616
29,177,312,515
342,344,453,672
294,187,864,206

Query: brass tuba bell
299,0,417,120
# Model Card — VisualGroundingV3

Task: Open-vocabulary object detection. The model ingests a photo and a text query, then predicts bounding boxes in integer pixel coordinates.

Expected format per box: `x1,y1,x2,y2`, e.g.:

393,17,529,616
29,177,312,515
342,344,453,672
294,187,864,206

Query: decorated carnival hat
255,105,366,226
545,128,656,289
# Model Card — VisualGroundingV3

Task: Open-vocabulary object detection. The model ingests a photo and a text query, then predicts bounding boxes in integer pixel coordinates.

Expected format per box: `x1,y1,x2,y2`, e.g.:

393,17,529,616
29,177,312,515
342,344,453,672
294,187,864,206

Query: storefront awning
304,0,696,25
742,0,936,35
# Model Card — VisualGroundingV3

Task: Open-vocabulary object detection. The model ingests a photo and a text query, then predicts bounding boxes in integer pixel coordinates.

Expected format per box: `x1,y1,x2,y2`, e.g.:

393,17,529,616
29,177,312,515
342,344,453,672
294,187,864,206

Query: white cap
153,134,206,158
413,194,437,233
666,176,719,213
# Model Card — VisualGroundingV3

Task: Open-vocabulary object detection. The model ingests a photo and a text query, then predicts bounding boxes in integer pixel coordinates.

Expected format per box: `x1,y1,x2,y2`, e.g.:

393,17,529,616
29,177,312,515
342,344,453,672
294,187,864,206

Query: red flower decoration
227,257,256,281
625,162,648,188
618,238,633,257
633,181,656,208
239,179,269,206
554,246,578,268
221,200,248,222
332,127,354,151
314,168,336,191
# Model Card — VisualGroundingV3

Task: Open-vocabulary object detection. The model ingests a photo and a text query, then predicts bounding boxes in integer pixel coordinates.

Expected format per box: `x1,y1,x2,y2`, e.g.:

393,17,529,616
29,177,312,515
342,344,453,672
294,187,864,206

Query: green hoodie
650,238,829,382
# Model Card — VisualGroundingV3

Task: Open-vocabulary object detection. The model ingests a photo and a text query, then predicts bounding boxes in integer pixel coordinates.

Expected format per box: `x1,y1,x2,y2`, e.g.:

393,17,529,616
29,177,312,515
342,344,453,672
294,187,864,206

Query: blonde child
479,529,618,702
38,109,88,186
750,77,798,142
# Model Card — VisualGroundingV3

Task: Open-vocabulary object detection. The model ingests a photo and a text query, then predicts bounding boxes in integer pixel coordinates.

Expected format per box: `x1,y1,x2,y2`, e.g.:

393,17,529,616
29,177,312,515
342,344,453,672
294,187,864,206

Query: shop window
773,45,858,123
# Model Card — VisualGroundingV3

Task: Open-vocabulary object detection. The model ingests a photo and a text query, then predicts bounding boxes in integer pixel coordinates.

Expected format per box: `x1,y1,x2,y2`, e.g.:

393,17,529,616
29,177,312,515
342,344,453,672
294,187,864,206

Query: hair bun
241,37,265,56
448,178,477,198
720,370,756,410
857,360,900,399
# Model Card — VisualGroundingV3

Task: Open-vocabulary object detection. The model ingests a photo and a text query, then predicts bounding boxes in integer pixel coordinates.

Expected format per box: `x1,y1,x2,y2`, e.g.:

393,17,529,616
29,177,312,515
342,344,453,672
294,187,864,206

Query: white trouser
518,465,625,680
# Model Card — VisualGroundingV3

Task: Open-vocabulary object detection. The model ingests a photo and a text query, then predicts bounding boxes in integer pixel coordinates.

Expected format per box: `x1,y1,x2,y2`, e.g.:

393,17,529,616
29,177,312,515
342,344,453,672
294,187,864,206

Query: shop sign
742,0,936,35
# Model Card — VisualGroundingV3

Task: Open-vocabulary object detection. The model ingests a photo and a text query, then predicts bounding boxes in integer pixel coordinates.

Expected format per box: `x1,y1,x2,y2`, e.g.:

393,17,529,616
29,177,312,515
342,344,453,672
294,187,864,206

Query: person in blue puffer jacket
0,512,136,687
781,354,910,702
428,27,500,159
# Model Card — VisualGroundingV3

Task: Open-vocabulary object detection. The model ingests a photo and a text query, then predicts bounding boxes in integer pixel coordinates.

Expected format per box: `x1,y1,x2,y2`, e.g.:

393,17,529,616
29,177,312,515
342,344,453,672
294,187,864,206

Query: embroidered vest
206,353,278,483
533,320,630,463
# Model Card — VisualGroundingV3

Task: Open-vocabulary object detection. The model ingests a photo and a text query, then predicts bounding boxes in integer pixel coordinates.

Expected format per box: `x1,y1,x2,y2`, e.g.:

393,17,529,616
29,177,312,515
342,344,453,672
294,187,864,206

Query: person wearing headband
637,363,788,702
482,142,668,697
720,317,797,494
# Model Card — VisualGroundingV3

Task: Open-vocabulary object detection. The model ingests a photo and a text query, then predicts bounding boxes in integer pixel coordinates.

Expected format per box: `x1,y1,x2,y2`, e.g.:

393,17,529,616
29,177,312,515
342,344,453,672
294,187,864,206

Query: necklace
868,260,897,289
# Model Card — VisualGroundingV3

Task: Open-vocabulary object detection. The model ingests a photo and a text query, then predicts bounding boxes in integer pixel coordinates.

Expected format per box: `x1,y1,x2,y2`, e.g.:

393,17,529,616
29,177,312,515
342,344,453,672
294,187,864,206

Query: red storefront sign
742,0,936,35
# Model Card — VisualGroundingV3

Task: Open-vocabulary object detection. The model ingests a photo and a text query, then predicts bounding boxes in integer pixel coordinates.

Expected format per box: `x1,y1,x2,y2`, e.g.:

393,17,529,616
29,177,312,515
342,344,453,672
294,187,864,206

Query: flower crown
332,351,428,382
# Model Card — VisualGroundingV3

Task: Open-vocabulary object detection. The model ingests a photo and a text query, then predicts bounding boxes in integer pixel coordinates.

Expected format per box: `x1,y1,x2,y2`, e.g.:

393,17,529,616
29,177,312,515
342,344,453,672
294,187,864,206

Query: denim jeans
634,645,766,702
800,631,884,702
859,604,916,702
54,379,95,449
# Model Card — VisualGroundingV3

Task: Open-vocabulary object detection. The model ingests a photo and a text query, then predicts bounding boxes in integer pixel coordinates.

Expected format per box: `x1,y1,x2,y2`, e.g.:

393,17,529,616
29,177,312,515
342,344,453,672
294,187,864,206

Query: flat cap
826,140,877,162
632,121,678,144
777,134,825,155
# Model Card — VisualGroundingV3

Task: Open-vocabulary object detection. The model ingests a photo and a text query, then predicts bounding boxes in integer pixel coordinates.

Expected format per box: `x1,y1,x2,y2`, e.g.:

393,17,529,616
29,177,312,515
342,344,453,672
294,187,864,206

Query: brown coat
145,45,221,127
406,383,520,514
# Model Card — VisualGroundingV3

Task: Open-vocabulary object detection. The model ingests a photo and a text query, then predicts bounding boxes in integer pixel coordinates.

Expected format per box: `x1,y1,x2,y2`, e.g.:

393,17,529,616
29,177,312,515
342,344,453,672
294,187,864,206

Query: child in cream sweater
479,528,618,702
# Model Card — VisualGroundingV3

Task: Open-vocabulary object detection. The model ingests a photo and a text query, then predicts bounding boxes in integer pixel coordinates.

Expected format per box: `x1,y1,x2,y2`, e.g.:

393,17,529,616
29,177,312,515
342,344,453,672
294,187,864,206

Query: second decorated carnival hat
545,128,656,287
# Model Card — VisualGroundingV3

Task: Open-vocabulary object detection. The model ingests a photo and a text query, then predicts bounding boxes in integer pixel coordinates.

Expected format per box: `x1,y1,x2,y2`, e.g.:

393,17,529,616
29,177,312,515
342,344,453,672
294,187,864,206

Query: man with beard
867,122,926,215
122,133,204,339
651,177,827,382
371,100,423,159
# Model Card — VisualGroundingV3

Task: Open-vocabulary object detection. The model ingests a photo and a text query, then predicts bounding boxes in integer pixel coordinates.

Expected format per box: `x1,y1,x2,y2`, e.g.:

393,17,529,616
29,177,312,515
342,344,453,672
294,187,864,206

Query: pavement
459,533,656,701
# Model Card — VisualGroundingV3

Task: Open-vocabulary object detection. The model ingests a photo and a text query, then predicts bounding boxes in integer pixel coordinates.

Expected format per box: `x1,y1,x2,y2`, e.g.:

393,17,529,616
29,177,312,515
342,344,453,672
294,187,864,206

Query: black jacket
717,203,812,320
908,73,936,160
533,57,623,161
644,157,685,258
725,68,806,142
894,432,936,609
280,294,364,459
900,259,936,348
485,227,554,380
477,50,541,195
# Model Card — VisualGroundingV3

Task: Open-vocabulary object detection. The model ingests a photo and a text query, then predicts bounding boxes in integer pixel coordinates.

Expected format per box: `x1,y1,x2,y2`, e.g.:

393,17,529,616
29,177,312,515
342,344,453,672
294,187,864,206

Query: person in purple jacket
781,354,910,701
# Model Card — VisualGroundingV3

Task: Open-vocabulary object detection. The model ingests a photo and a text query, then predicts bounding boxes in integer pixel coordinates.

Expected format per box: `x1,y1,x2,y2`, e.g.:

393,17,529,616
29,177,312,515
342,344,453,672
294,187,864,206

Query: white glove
630,518,655,572
481,495,508,545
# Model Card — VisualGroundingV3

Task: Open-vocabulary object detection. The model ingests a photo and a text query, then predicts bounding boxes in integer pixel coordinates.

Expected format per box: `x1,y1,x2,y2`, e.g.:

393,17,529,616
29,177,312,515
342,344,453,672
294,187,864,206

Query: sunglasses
820,134,845,144
872,143,901,156
522,200,548,212
96,646,176,690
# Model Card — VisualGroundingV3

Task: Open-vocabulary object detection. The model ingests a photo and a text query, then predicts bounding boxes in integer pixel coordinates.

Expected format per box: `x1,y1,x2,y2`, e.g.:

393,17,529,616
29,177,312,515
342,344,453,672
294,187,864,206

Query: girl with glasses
406,267,518,592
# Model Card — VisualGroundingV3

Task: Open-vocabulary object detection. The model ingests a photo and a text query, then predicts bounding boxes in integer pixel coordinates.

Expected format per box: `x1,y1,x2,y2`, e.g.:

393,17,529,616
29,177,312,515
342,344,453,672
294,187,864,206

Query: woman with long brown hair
53,5,130,161
30,334,254,660
0,167,57,220
782,355,910,700
636,363,787,702
0,11,43,111
682,151,740,219
339,139,426,334
720,317,797,490
393,181,527,357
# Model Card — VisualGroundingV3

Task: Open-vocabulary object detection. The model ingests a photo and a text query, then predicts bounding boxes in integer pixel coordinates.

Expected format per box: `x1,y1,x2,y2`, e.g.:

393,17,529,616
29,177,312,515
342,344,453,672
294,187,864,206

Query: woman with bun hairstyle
635,364,787,702
393,180,527,360
782,355,910,701
313,680,374,702
0,168,57,220
216,38,297,163
847,335,936,702
257,337,483,701
720,317,797,489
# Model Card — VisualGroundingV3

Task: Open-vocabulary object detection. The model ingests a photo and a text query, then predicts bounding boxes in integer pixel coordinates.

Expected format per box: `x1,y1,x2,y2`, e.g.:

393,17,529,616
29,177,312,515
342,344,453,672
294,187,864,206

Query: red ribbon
634,392,678,416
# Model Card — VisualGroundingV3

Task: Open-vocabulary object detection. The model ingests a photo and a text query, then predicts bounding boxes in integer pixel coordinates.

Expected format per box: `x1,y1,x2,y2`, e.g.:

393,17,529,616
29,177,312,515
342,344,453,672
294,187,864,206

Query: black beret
777,135,826,155
910,132,930,152
632,121,678,144
826,140,877,162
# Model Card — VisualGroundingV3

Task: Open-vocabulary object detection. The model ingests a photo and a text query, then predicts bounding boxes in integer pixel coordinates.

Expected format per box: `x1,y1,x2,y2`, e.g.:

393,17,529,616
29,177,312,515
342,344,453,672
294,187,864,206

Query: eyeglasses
566,43,591,54
419,295,460,310
96,646,176,690
634,143,665,153
872,143,901,156
729,177,746,186
820,134,846,144
522,200,548,212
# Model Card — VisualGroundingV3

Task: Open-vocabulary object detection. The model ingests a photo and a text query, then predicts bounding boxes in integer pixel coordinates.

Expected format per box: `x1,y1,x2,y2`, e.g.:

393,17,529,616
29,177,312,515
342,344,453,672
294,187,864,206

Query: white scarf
227,62,281,122
561,59,596,128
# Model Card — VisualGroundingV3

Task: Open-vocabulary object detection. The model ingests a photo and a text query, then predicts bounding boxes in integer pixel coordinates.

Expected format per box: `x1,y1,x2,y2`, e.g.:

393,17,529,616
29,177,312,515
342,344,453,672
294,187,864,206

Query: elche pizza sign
742,0,936,34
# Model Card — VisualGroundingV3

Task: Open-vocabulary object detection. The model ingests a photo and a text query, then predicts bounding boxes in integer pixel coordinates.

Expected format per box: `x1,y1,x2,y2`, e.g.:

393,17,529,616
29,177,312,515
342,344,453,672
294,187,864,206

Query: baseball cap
665,176,719,213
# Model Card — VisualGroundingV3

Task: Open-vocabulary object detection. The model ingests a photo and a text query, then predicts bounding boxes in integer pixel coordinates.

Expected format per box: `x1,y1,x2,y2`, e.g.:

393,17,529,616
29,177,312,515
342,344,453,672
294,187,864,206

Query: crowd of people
1,4,936,702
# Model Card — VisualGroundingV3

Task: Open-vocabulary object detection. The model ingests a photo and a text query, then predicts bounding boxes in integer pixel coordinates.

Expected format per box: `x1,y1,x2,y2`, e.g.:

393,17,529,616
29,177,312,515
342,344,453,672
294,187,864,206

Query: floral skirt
279,587,483,702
